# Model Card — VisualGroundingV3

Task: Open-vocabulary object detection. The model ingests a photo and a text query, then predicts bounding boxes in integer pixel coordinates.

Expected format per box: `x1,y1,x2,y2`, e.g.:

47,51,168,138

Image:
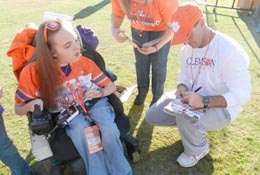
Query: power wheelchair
8,24,140,175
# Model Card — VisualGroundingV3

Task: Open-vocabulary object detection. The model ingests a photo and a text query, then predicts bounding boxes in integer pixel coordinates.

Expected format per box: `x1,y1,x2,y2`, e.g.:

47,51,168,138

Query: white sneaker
177,149,209,167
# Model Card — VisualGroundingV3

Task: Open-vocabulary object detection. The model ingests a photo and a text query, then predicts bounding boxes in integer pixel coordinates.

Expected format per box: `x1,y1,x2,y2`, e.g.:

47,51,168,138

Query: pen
194,86,202,92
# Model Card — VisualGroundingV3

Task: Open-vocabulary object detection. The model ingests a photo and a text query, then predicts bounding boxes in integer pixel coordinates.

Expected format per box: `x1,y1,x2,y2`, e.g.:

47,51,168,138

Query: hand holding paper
164,98,207,123
119,32,162,49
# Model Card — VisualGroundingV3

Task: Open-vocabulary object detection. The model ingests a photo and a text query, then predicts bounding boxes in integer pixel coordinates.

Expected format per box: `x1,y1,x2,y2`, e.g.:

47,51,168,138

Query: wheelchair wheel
32,157,52,175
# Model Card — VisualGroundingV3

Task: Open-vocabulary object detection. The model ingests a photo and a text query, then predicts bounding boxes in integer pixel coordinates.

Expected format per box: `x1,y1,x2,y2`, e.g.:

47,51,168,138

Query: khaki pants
145,91,232,155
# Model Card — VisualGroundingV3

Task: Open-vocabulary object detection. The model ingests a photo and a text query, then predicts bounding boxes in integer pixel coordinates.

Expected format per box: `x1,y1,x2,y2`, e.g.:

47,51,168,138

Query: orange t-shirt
111,0,179,31
15,56,111,108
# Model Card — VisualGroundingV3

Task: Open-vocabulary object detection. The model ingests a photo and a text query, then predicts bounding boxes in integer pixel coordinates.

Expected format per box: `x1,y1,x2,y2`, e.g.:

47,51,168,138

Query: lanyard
190,49,204,91
60,65,91,121
65,78,86,113
190,30,213,90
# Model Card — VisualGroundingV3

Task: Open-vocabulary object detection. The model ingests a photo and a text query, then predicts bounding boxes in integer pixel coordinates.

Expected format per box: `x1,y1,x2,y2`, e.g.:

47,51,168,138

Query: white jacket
178,31,251,122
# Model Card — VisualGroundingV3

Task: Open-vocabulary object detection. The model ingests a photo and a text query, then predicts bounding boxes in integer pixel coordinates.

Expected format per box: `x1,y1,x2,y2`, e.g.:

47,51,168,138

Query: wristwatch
203,96,209,108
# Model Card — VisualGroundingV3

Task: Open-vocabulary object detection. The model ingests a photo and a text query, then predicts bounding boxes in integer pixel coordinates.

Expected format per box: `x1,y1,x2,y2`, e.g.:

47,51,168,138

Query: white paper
29,129,53,161
164,98,206,123
43,11,73,23
120,85,137,103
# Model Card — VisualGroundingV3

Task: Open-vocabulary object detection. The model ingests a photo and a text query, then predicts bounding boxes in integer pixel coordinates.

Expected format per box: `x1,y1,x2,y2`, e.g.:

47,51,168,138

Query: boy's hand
29,99,44,112
84,89,102,99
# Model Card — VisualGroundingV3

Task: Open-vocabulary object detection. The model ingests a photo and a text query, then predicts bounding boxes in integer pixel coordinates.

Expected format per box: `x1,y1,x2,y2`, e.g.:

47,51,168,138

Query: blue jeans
0,105,31,175
131,27,171,102
66,98,132,175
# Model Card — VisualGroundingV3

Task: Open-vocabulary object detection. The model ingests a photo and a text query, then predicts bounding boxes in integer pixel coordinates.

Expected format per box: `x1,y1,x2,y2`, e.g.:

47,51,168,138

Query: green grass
0,0,260,174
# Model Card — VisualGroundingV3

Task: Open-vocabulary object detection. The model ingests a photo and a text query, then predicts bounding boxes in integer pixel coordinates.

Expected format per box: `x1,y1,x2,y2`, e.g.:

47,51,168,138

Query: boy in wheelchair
10,19,138,175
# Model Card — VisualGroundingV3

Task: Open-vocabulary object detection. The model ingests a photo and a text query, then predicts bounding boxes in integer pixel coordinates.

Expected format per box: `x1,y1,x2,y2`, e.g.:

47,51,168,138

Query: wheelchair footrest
122,133,140,163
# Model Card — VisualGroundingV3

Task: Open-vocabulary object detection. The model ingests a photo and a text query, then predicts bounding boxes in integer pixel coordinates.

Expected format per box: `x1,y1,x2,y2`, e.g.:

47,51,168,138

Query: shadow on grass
237,12,260,62
204,6,260,64
131,140,214,175
127,104,214,175
127,104,154,156
26,150,76,175
73,0,110,21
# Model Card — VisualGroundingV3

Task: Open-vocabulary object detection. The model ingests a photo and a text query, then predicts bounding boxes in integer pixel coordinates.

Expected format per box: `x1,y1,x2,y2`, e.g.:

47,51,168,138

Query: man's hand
182,91,204,109
175,84,188,101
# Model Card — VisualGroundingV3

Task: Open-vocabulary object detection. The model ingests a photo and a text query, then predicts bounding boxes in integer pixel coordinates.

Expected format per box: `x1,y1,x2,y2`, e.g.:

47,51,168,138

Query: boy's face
50,26,81,66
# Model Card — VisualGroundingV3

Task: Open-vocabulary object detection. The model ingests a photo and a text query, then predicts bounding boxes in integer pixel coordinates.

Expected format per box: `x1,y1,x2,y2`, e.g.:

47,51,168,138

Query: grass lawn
0,0,260,174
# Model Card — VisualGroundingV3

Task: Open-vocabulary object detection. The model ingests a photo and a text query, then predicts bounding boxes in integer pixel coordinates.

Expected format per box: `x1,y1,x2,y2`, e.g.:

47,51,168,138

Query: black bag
28,107,80,161
48,127,80,161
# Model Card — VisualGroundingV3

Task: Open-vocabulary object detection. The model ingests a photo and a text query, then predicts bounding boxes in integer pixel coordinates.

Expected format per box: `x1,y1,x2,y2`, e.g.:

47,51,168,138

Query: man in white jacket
145,2,251,168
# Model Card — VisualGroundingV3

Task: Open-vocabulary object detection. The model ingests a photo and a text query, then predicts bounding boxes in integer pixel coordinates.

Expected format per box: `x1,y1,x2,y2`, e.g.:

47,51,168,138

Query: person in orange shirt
111,0,179,106
14,19,132,175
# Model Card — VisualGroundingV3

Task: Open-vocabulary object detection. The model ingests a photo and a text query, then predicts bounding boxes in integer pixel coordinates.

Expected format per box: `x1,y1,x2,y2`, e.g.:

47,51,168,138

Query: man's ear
200,17,206,27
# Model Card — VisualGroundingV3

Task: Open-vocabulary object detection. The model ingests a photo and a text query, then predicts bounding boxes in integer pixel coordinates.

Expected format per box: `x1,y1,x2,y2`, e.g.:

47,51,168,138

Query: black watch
203,96,209,108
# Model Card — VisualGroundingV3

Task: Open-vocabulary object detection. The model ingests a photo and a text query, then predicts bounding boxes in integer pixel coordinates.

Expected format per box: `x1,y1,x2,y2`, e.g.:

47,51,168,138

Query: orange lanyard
190,48,205,91
65,78,87,114
60,65,91,120
190,31,213,90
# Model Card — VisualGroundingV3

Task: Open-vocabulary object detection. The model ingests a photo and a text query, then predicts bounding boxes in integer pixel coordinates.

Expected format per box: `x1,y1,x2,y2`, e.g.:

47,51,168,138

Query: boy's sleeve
15,64,39,105
86,59,111,87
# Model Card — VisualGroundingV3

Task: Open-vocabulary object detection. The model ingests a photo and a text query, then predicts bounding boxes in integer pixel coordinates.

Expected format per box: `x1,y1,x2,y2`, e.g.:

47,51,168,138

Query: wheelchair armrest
105,68,117,82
